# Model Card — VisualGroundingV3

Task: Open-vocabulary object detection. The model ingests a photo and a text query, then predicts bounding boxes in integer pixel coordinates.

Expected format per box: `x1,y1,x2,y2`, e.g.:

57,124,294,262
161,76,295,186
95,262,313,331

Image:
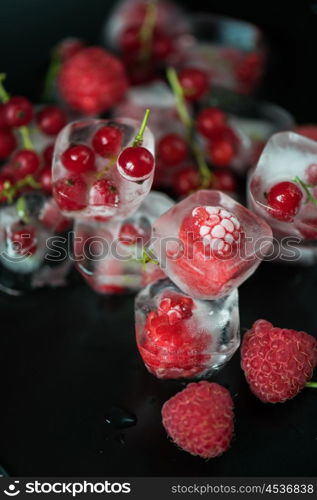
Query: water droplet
105,406,137,430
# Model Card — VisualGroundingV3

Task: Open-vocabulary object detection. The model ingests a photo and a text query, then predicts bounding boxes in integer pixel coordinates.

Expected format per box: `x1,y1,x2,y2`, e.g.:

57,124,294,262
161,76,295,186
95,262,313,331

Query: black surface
1,0,317,478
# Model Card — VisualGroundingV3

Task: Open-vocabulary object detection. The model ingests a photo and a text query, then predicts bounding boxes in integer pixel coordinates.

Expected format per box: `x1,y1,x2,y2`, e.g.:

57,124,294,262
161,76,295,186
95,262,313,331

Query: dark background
1,0,317,477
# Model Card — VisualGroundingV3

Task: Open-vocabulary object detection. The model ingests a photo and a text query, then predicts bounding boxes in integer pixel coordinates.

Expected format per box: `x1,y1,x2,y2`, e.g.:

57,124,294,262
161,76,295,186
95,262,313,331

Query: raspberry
138,293,211,379
181,206,241,257
58,47,128,115
241,320,317,403
162,381,234,458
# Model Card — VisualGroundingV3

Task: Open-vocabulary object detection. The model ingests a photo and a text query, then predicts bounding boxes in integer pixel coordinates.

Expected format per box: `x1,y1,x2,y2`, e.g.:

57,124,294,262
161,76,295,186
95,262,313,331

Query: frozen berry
10,225,37,256
39,198,71,232
157,133,188,166
208,140,235,168
212,170,237,192
162,381,234,458
36,106,66,136
38,166,52,194
92,126,123,158
53,175,87,211
0,128,17,159
118,146,154,180
235,53,262,91
306,164,317,185
89,179,119,207
241,319,317,403
61,145,95,174
12,150,40,179
267,181,303,222
178,68,209,101
4,96,33,127
58,46,128,115
197,107,226,139
119,223,142,245
119,26,141,56
173,166,200,196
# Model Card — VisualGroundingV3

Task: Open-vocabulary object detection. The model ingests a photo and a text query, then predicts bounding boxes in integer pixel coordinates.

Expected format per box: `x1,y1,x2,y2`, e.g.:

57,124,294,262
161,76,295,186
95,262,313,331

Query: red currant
173,166,200,196
152,32,173,60
178,68,209,102
4,96,33,127
92,126,123,157
0,104,7,128
212,170,237,192
267,181,303,222
235,53,262,91
208,140,234,168
38,167,52,193
0,128,17,159
119,26,141,55
10,225,37,256
157,133,188,166
43,144,54,166
36,106,66,136
118,146,154,180
53,175,87,211
197,107,226,139
89,179,119,206
61,145,95,173
12,150,40,179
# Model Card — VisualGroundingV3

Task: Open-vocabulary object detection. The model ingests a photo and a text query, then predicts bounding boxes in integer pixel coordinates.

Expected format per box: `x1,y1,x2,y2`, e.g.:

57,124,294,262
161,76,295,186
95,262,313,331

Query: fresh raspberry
241,320,317,403
180,206,241,257
58,47,128,115
162,381,234,458
137,293,211,379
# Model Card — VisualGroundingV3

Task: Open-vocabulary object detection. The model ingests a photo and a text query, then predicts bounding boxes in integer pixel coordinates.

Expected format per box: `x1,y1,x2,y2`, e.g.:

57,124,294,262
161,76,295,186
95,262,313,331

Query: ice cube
135,278,240,379
152,189,272,299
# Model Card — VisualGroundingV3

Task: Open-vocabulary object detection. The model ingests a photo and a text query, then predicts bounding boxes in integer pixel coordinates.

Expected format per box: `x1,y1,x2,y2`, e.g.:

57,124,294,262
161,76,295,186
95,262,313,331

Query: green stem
166,67,214,188
133,108,151,146
138,1,158,62
15,196,30,223
293,176,317,206
306,381,317,388
19,126,34,150
0,73,10,103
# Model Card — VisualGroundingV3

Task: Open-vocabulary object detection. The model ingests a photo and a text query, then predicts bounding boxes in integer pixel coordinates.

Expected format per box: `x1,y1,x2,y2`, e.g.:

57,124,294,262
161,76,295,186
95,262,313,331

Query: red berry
56,37,86,62
306,164,317,185
36,106,66,136
208,140,235,168
39,198,71,232
10,225,37,256
152,32,173,60
92,126,123,158
53,175,87,211
241,319,317,403
235,53,262,91
43,144,54,166
12,150,40,179
162,381,234,458
119,223,142,245
61,145,95,174
0,128,17,159
212,170,237,192
173,166,200,196
0,104,7,128
197,107,226,139
58,47,128,115
89,179,119,207
4,96,33,127
294,125,317,142
267,181,303,222
38,167,52,194
119,26,141,55
178,68,209,102
118,146,154,180
157,133,188,166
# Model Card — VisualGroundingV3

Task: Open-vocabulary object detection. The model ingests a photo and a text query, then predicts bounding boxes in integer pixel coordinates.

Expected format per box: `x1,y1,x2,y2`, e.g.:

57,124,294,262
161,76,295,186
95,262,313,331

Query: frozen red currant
36,106,67,136
158,133,188,166
53,175,87,211
306,164,317,185
38,167,52,194
173,166,200,196
178,68,209,102
197,107,226,139
12,150,40,179
0,128,17,159
92,126,123,157
89,179,119,207
208,140,234,168
61,145,95,173
212,170,237,192
43,144,54,166
4,96,33,127
267,181,303,222
10,225,37,256
118,146,154,180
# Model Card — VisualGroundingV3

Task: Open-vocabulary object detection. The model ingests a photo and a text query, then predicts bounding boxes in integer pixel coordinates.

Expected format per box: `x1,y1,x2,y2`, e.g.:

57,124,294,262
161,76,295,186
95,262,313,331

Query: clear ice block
74,191,174,294
0,193,72,294
152,190,272,300
52,118,155,220
135,278,240,379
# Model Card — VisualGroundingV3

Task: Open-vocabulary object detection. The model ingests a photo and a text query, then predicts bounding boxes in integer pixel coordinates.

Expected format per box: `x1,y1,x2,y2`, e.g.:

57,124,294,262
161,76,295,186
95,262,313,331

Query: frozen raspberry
162,381,234,458
241,320,317,403
58,47,128,115
138,293,211,379
180,206,241,257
